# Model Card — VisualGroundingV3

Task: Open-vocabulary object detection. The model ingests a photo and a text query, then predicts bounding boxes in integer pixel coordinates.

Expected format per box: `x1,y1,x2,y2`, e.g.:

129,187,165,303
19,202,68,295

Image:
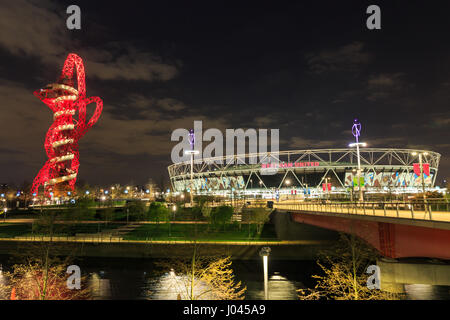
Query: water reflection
0,256,449,300
148,270,216,300
404,284,450,300
89,272,112,300
246,272,301,300
80,259,308,300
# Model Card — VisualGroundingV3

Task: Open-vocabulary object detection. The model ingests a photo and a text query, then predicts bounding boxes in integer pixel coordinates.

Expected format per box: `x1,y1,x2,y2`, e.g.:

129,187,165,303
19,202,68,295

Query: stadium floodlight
348,142,367,147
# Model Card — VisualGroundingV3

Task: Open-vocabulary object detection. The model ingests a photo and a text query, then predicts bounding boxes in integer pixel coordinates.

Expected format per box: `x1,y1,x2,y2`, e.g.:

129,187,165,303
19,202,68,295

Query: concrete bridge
275,200,450,260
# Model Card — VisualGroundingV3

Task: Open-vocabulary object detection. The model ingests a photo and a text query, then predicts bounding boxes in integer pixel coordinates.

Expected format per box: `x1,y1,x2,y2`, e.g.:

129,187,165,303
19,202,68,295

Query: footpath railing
274,200,450,222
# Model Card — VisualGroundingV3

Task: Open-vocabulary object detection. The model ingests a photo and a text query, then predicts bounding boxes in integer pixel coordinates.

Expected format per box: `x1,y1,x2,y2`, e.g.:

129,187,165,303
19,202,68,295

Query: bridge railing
274,199,450,222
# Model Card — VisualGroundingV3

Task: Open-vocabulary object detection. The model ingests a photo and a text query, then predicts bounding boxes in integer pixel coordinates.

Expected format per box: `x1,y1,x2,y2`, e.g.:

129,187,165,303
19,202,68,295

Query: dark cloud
366,72,405,101
305,42,372,74
0,1,178,82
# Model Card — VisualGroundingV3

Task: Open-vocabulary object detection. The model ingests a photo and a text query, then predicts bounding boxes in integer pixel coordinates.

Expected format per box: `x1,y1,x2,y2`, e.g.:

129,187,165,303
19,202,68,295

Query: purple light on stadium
352,119,361,143
188,129,195,150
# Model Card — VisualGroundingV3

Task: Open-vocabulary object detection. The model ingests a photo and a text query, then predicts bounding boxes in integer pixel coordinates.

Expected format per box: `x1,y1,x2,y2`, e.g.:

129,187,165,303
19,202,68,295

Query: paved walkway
0,219,213,224
0,236,327,246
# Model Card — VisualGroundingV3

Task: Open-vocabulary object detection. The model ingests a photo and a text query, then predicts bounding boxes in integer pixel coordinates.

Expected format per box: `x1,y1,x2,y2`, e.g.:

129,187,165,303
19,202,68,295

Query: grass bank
123,223,278,242
0,222,123,238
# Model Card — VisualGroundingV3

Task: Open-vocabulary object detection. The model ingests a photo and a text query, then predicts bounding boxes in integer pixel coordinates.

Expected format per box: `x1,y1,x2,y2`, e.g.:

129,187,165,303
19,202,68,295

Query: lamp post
172,204,177,218
412,151,428,212
285,179,291,200
259,247,271,300
349,119,367,202
324,177,330,200
185,129,199,207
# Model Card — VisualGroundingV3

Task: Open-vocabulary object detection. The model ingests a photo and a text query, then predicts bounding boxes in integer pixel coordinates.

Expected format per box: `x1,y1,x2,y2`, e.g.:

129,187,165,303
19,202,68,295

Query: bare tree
0,211,90,300
1,260,90,300
298,233,404,300
154,244,246,300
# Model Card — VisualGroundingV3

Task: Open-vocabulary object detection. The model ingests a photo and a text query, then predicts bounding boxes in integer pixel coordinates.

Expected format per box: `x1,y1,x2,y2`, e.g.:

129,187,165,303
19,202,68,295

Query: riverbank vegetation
152,244,246,300
123,223,277,241
297,233,404,300
0,211,90,300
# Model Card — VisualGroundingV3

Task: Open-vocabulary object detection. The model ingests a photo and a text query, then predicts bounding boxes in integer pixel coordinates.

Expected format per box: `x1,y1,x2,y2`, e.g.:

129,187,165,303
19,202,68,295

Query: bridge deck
275,201,450,224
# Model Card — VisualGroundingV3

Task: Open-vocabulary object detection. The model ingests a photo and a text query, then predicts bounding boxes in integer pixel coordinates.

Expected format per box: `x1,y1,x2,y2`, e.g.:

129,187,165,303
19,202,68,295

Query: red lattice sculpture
30,53,103,197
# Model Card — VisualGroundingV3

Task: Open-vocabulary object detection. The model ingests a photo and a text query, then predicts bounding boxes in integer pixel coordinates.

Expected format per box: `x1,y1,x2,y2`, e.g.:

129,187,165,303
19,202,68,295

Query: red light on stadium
30,53,103,197
261,161,320,169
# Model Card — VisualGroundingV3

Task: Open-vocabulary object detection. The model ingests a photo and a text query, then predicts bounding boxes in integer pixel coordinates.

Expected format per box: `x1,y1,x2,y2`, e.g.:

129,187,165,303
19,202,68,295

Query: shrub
125,200,147,221
211,205,234,229
148,202,170,223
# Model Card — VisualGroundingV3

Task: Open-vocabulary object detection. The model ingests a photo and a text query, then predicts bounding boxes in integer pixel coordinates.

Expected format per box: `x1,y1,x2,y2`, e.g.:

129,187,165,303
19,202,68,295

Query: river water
0,255,449,300
80,257,317,300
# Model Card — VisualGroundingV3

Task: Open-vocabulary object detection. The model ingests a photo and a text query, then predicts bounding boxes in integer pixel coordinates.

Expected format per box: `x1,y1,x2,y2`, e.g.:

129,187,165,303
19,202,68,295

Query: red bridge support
290,211,450,260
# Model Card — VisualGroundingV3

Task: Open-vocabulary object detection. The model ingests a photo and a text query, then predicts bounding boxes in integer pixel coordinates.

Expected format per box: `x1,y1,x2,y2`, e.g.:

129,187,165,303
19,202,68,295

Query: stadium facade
168,148,441,199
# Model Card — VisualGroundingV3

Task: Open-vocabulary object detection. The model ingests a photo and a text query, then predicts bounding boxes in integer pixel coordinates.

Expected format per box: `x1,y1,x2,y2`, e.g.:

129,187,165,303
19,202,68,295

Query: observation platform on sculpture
274,200,450,260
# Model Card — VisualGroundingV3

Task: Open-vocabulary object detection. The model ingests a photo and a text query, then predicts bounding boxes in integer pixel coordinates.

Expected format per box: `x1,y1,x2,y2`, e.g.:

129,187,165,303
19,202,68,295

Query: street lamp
259,247,271,300
412,151,429,211
324,177,331,200
172,204,177,220
285,179,291,200
185,129,199,207
349,119,367,202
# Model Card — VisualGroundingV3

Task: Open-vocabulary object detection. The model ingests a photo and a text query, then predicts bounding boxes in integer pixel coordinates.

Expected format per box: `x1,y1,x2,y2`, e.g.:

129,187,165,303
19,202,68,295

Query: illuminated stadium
168,148,441,199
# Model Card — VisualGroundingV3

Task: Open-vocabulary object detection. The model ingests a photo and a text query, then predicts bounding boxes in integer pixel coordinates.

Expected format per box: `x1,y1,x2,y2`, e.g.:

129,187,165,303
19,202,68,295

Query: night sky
0,0,449,188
